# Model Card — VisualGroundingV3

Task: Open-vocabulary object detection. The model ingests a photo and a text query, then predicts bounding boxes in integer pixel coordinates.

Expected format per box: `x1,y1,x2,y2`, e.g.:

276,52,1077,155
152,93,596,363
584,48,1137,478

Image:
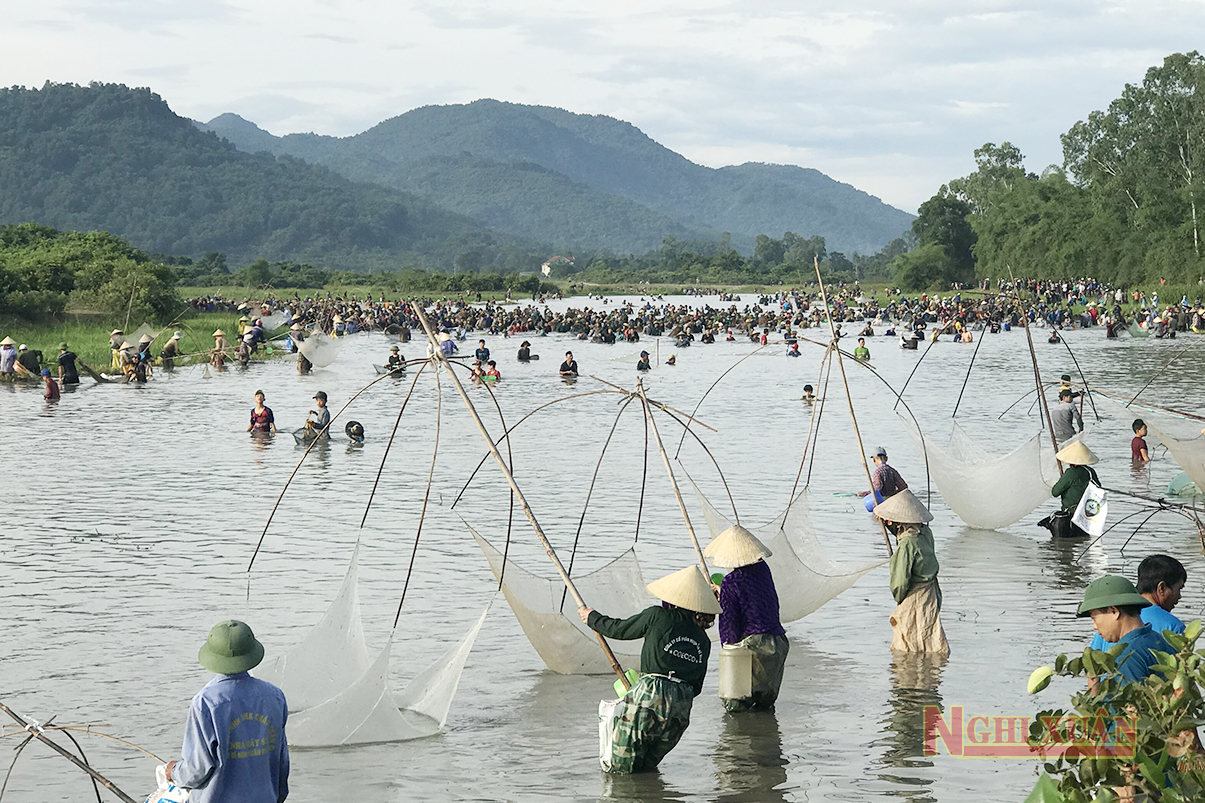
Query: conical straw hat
1056,441,1099,466
212,329,225,337
873,489,933,524
704,525,772,568
119,341,134,350
646,567,722,615
0,336,14,346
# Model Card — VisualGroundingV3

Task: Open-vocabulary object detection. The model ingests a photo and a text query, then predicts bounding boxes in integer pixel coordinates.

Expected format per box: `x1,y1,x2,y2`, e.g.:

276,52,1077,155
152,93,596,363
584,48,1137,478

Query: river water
3,295,1204,803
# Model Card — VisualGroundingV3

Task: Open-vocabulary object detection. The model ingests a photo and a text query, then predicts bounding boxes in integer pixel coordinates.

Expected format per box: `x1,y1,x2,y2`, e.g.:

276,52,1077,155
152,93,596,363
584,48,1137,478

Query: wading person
705,525,788,712
1131,419,1151,463
1048,441,1101,538
875,490,949,654
211,329,228,367
42,369,59,401
305,391,330,437
1090,554,1186,651
517,341,532,362
578,566,720,773
559,350,578,377
386,345,404,374
858,446,908,512
1078,576,1171,686
636,350,651,371
164,620,289,803
109,329,123,370
57,343,80,385
160,333,181,371
1051,388,1083,444
247,390,276,434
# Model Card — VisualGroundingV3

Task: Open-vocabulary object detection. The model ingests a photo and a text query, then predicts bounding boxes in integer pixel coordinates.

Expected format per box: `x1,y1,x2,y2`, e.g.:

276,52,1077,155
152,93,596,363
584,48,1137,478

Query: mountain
200,100,913,254
0,83,520,270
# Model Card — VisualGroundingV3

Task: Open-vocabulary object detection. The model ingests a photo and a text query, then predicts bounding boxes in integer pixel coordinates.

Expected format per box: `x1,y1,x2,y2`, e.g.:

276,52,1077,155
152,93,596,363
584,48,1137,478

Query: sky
4,0,1204,213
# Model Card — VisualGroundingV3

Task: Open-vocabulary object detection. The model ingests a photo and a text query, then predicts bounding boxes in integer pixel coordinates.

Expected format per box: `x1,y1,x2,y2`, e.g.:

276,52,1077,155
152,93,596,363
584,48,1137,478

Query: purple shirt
718,560,786,644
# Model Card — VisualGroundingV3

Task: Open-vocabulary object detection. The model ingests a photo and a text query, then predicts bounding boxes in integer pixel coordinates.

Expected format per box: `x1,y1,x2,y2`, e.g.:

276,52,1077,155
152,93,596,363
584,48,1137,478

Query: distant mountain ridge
200,99,913,254
0,83,519,270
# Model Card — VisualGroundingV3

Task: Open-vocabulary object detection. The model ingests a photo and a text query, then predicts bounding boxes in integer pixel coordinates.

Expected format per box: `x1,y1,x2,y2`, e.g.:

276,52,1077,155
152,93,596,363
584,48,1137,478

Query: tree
753,234,785,266
947,142,1029,213
1063,51,1205,262
906,193,977,286
892,243,951,290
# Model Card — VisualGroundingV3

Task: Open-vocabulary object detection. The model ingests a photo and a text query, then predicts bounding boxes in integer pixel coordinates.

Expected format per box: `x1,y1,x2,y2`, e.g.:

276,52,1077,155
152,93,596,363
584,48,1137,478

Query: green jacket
889,525,940,604
588,605,710,696
1051,465,1099,512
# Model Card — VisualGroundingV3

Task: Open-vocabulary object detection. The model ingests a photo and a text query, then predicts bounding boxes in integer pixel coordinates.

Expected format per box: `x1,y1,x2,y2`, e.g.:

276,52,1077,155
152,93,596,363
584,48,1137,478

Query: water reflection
599,772,687,803
1039,536,1103,589
874,652,947,801
713,712,789,803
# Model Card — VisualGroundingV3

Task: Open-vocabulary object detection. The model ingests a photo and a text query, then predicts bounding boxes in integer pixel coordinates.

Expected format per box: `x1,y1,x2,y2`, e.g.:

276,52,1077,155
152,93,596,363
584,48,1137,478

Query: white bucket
718,643,753,700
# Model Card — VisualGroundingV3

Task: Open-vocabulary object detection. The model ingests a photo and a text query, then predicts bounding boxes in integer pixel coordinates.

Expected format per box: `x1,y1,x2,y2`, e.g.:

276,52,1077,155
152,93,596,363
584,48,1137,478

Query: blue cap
41,369,50,376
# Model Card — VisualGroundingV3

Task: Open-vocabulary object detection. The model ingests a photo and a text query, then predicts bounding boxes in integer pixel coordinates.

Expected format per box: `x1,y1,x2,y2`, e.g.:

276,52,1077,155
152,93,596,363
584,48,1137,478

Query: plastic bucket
719,644,753,700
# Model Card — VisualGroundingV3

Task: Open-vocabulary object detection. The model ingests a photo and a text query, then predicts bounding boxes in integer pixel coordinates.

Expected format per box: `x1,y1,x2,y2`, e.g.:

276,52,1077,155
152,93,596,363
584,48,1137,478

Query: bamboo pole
812,257,893,556
1008,267,1062,476
0,704,136,803
951,325,985,418
635,380,711,580
411,301,630,689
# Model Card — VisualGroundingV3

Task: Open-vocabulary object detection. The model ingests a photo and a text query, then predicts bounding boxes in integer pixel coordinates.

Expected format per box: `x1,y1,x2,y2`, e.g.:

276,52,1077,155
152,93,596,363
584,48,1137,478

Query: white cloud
2,0,1203,212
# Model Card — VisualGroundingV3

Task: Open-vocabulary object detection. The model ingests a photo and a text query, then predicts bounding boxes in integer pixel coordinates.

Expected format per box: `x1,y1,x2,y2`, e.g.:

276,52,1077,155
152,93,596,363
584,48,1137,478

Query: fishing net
1128,321,1150,339
256,544,371,711
297,332,342,367
470,526,644,675
256,545,490,746
259,312,288,331
1149,424,1205,495
687,480,884,622
901,418,1056,530
286,605,490,747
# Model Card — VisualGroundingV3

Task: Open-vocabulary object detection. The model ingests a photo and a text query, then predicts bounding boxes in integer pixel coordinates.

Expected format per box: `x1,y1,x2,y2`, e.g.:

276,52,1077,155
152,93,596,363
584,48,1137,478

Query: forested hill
200,99,914,254
0,83,522,270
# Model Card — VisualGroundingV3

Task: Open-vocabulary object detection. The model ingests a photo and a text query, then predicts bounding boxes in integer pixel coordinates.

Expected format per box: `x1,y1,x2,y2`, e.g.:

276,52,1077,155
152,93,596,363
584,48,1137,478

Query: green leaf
1023,773,1066,803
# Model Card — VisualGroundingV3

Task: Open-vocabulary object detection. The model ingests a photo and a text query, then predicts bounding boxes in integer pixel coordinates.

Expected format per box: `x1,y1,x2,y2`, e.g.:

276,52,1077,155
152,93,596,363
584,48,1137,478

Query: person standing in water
517,341,532,362
705,525,788,712
42,369,60,401
874,490,949,654
160,333,181,371
1048,441,1100,538
306,391,330,436
857,446,908,512
1131,419,1151,463
559,351,578,377
1089,554,1186,651
579,566,719,773
1050,388,1083,444
854,337,870,361
164,620,289,803
247,390,276,434
636,350,651,371
57,343,80,385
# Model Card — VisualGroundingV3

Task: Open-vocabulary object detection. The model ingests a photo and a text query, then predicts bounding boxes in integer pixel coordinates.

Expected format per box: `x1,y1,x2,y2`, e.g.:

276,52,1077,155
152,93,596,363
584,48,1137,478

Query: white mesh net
255,546,490,747
256,544,371,712
901,417,1056,530
1149,423,1205,493
297,332,342,367
287,605,489,747
470,526,644,675
687,480,884,622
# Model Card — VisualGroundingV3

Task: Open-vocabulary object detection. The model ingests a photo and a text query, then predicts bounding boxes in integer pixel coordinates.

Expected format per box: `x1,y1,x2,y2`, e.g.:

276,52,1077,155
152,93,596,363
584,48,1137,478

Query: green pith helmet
198,620,265,673
1077,575,1151,617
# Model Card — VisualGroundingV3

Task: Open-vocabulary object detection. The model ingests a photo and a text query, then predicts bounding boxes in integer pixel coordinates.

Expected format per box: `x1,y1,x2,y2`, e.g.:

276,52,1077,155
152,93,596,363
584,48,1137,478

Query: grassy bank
0,312,282,373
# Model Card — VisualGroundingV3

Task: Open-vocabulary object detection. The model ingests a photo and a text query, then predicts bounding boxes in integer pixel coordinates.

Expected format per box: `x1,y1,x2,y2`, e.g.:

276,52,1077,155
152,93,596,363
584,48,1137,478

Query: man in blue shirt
1079,575,1172,686
475,339,490,363
1089,554,1186,651
165,621,289,803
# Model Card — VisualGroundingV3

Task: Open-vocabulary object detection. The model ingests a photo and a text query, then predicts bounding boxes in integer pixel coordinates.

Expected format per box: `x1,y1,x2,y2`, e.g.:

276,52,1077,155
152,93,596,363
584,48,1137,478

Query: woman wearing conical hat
578,566,720,773
874,490,949,655
704,525,788,712
1049,441,1101,538
210,329,228,367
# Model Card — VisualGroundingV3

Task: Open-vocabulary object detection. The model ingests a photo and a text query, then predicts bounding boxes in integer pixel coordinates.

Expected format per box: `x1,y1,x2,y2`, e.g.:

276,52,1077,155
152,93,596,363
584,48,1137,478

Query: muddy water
3,298,1204,802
